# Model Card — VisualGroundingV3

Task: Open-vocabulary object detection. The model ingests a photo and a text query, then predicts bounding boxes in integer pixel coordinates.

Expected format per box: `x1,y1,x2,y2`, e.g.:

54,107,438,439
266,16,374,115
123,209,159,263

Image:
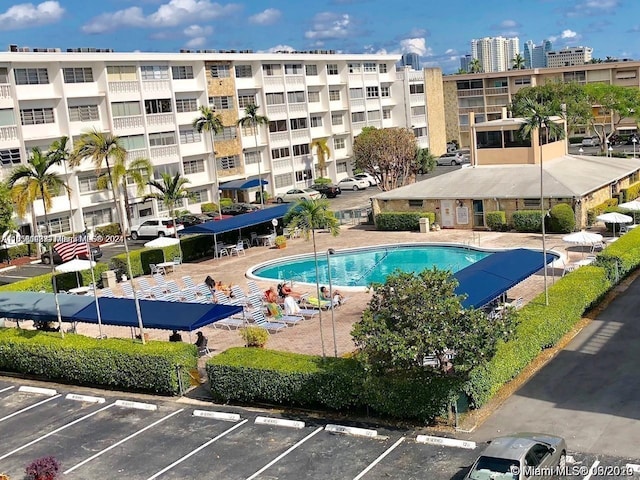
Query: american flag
53,240,90,262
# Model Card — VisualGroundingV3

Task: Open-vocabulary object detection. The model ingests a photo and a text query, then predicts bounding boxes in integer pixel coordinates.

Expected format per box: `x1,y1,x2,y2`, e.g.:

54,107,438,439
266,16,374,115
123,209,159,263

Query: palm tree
70,129,146,343
456,68,468,75
48,136,76,234
284,199,340,358
310,138,331,179
511,53,525,70
193,106,224,217
517,97,564,307
144,172,192,260
237,104,269,206
469,58,483,73
8,148,68,336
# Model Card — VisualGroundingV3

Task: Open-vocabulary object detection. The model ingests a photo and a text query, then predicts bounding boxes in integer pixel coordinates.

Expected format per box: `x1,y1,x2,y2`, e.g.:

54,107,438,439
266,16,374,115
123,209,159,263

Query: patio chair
196,283,213,300
149,286,166,300
182,275,196,290
165,280,181,294
150,263,166,276
121,282,135,299
230,285,248,302
250,232,259,247
591,241,604,253
229,241,246,256
214,314,245,330
153,273,168,289
263,304,304,325
263,234,276,247
216,244,229,258
173,256,182,270
247,280,262,297
101,287,115,298
251,309,287,333
181,289,199,303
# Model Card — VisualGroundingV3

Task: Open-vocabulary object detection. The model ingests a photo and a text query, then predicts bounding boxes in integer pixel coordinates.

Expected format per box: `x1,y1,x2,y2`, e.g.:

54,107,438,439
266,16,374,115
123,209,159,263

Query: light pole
271,218,278,238
326,248,338,358
540,122,548,306
633,137,637,158
218,189,223,219
608,145,613,158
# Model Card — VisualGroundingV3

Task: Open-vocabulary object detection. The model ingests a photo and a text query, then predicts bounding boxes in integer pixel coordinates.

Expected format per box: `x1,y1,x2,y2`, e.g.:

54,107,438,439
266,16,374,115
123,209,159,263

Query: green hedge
595,227,640,281
485,211,507,231
375,212,436,231
587,198,619,225
548,203,575,233
0,243,38,263
620,182,640,203
512,210,542,232
94,223,122,236
0,328,197,395
0,263,110,293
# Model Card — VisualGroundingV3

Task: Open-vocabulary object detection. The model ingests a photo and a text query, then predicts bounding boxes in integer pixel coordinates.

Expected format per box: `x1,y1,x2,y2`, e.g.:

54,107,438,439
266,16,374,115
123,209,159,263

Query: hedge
485,211,507,231
94,223,122,236
375,212,436,231
0,263,110,293
595,226,640,281
620,182,640,203
0,328,197,395
0,243,38,263
587,198,619,225
512,210,542,232
548,203,575,233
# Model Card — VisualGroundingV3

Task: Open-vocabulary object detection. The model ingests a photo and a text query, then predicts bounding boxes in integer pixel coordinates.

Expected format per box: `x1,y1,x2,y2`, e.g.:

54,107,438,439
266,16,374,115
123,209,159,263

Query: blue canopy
454,248,556,308
220,178,268,190
180,203,291,236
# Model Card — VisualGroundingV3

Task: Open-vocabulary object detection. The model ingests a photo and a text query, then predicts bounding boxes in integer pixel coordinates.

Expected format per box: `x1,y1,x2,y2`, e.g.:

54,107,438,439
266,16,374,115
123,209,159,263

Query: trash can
419,217,430,233
101,270,117,289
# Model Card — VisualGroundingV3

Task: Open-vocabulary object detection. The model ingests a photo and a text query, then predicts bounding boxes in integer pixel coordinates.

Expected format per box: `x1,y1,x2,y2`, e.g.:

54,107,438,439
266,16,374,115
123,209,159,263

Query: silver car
465,433,567,480
437,149,470,166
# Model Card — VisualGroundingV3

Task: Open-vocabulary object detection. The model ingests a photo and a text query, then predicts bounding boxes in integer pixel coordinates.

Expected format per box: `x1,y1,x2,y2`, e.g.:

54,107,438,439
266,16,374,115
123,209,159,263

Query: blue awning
454,248,556,308
180,204,291,236
220,178,268,190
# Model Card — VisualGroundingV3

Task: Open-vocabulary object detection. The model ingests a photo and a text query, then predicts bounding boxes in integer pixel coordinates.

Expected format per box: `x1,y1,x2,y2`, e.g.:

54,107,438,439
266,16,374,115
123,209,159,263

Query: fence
334,206,372,226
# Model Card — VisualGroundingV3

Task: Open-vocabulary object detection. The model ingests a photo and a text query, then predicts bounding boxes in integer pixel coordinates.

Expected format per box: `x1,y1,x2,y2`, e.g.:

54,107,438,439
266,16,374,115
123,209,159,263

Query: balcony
126,149,148,162
350,98,365,109
108,81,139,94
0,126,18,142
146,113,175,127
150,145,179,160
269,131,289,145
290,129,309,142
485,86,508,95
410,93,425,104
0,85,11,99
113,115,144,131
142,80,171,93
485,105,505,113
285,75,305,88
273,158,292,171
288,103,308,116
459,106,485,114
266,104,287,117
457,88,483,97
263,76,284,91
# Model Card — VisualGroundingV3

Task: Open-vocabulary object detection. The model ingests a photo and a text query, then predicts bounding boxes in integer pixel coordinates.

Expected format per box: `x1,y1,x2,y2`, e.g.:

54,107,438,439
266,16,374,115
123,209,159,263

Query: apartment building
443,61,640,148
546,46,593,68
0,49,424,235
523,40,552,68
470,37,520,73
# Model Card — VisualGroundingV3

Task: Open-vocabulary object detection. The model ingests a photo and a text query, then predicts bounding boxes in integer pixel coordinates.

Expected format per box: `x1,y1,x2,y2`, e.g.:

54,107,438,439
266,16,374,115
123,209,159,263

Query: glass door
472,200,484,227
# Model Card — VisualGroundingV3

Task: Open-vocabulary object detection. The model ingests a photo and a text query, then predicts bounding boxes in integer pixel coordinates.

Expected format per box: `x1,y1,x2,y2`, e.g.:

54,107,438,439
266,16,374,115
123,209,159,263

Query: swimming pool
248,243,495,289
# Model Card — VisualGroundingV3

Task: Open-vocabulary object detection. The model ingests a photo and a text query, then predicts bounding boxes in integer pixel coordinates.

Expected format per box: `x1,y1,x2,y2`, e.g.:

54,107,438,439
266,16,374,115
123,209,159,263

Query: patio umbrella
596,212,633,238
618,200,640,224
562,231,603,257
55,258,97,288
144,236,180,262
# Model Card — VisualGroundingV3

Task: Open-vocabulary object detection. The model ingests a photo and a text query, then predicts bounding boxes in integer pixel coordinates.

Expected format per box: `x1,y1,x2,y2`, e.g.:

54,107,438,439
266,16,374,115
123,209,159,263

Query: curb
29,259,42,265
101,243,116,248
0,265,16,273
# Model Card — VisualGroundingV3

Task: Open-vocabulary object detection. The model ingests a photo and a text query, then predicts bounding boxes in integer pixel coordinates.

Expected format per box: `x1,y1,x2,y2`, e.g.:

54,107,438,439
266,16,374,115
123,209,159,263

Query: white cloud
249,8,281,25
567,0,618,16
185,36,206,48
305,12,351,40
561,29,577,38
0,1,64,30
82,0,240,34
400,37,430,57
499,19,518,28
183,24,213,37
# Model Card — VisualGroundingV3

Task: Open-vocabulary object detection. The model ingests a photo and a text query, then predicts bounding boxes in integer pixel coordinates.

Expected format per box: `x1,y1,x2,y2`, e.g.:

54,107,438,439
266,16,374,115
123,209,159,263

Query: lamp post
540,122,549,306
633,137,637,158
218,189,223,219
578,147,584,155
326,248,338,358
271,218,278,238
608,145,613,158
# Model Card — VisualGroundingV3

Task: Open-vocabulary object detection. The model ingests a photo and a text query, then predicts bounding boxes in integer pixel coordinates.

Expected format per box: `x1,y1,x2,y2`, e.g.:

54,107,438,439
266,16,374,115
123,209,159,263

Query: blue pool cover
454,248,555,308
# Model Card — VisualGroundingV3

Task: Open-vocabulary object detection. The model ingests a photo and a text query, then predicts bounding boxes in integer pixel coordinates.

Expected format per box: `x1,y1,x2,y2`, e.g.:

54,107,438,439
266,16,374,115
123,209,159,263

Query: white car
338,177,369,191
130,218,184,240
275,188,322,203
353,172,379,186
581,136,601,147
436,150,470,166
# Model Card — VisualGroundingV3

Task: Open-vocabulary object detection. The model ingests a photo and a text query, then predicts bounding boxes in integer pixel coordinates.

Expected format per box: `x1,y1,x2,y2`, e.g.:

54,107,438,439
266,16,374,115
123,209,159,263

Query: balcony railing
126,148,147,162
142,80,171,92
272,158,291,170
113,115,143,130
459,106,485,114
150,145,179,159
0,126,18,141
485,86,508,95
0,85,10,99
108,81,139,94
147,113,174,127
457,88,483,97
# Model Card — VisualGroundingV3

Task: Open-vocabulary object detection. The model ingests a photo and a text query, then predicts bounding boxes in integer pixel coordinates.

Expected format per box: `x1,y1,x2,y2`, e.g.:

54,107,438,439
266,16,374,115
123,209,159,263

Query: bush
94,223,122,237
512,210,542,232
375,212,436,231
548,203,575,233
587,198,618,225
0,329,197,395
314,177,332,185
240,326,269,347
0,263,110,293
0,243,38,263
595,226,640,282
485,211,507,231
620,182,640,203
200,202,217,213
25,456,60,480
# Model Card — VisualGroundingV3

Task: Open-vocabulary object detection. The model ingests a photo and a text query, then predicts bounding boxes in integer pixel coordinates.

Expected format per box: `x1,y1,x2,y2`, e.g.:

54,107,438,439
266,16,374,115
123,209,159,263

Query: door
472,200,485,228
441,200,454,227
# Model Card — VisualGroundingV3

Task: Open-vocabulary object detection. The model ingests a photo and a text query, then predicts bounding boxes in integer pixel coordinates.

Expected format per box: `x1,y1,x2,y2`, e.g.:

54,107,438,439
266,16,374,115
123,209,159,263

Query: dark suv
221,203,260,216
41,243,103,265
310,183,342,198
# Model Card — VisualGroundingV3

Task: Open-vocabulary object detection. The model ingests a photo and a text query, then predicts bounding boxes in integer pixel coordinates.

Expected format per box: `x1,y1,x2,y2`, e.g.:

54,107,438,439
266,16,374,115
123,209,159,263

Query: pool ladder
349,248,391,285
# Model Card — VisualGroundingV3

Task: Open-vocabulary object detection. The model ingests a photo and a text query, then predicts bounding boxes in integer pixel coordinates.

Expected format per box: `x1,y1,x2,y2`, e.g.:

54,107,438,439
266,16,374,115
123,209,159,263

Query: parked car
129,218,184,240
221,203,260,216
41,243,102,265
436,149,470,166
353,172,379,186
310,183,342,198
337,177,369,191
465,433,566,480
175,213,209,227
275,188,322,203
581,136,601,147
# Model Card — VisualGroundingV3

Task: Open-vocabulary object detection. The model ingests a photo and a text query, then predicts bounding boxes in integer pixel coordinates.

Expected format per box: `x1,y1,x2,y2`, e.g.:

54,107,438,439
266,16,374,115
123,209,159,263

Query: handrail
349,247,390,285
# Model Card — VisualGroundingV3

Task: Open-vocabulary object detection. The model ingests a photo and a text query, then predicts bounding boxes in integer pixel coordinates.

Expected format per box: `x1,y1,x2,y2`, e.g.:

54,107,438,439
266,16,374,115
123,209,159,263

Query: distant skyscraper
524,39,553,68
401,52,420,70
460,54,472,72
546,46,592,68
470,36,520,72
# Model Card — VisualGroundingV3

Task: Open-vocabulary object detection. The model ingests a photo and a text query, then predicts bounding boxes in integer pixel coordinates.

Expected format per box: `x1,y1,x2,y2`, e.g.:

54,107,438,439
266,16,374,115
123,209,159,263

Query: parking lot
0,379,638,479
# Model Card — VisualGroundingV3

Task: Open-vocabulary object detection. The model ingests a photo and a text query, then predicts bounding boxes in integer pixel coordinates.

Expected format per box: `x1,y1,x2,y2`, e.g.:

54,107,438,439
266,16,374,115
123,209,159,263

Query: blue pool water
249,244,492,288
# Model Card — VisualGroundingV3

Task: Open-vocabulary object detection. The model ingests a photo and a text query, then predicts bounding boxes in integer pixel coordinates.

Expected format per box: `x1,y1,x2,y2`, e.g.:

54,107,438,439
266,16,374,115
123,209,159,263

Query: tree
416,147,436,174
70,129,146,343
469,58,483,73
351,268,514,376
237,103,269,207
8,147,68,336
353,127,418,191
48,136,76,234
193,106,224,216
0,181,16,235
511,53,525,70
455,68,468,75
310,138,331,179
284,199,340,358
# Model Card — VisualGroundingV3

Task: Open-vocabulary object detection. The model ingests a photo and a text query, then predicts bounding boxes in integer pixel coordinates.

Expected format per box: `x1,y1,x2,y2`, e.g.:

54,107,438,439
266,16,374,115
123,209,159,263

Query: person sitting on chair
204,276,216,293
279,283,305,300
169,330,182,342
283,293,301,315
265,285,279,303
216,280,231,296
320,286,344,305
194,331,209,355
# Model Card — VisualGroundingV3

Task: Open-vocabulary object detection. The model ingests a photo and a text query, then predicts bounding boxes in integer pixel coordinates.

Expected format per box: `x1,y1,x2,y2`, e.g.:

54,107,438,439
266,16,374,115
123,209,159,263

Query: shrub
274,235,287,248
314,177,332,185
180,235,215,261
200,202,217,213
485,211,507,231
548,203,575,233
512,210,542,232
94,223,121,237
621,182,640,203
25,456,60,480
375,212,436,231
0,243,38,263
0,263,110,293
595,226,640,281
240,326,269,347
587,198,618,225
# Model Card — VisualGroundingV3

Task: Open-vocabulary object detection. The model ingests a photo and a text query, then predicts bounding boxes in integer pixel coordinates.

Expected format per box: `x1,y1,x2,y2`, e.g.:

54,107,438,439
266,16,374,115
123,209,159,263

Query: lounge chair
251,310,287,333
182,275,196,290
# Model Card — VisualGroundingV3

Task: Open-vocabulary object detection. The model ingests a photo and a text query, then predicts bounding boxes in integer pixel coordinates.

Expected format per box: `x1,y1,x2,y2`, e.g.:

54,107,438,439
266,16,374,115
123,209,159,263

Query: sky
0,0,638,73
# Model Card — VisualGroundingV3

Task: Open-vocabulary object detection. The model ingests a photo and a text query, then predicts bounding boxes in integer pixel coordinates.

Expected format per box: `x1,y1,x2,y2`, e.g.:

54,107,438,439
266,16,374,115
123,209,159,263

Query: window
334,137,345,149
305,64,318,76
351,111,365,123
85,208,113,228
349,88,363,99
210,96,234,110
327,64,338,75
157,198,184,211
284,64,303,75
20,108,54,125
563,71,586,83
616,70,637,80
290,118,307,130
120,134,145,151
238,95,255,108
368,110,381,121
0,109,15,126
514,76,531,85
292,144,310,156
363,62,377,72
411,105,426,116
145,98,172,114
149,131,177,147
210,64,230,78
266,92,285,105
366,86,379,98
331,114,343,126
153,163,179,179
382,107,392,119
183,159,205,174
287,91,305,103
235,65,252,78
213,126,237,141
271,147,290,159
14,68,49,85
63,67,93,83
140,65,169,80
0,68,8,84
274,173,293,188
217,155,240,170
269,120,288,133
408,200,424,208
307,90,320,103
175,98,198,113
38,216,70,235
179,128,201,144
413,127,426,137
69,105,99,122
379,63,388,73
107,65,137,81
0,148,21,166
244,150,261,164
78,176,99,193
336,162,348,173
262,64,281,76
410,84,425,94
190,189,209,203
310,115,323,127
348,63,361,73
111,101,141,117
523,198,541,208
171,66,194,80
329,89,341,101
381,86,390,97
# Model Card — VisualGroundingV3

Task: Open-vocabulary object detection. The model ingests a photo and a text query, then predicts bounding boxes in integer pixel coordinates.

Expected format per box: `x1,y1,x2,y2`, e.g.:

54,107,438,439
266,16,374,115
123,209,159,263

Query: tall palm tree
284,199,340,358
48,136,76,235
511,53,525,70
469,58,483,73
144,172,192,260
517,97,564,307
310,138,331,179
193,106,224,217
237,104,269,206
70,129,146,343
8,148,68,336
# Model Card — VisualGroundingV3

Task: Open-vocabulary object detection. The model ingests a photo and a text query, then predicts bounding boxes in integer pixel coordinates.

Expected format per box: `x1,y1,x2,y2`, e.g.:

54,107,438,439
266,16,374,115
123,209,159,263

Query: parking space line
352,437,406,480
583,460,599,480
0,403,114,461
0,386,15,393
245,427,324,480
64,408,184,475
0,394,61,423
146,419,249,480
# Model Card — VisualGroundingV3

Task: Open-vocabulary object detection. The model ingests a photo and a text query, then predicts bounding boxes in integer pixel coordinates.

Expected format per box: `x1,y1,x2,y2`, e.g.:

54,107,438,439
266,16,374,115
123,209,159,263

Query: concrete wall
424,68,447,156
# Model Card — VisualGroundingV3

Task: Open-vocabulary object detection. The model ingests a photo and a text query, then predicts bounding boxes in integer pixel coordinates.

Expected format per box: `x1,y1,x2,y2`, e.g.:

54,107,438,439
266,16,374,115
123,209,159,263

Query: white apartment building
546,46,593,68
0,50,423,236
470,37,520,73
